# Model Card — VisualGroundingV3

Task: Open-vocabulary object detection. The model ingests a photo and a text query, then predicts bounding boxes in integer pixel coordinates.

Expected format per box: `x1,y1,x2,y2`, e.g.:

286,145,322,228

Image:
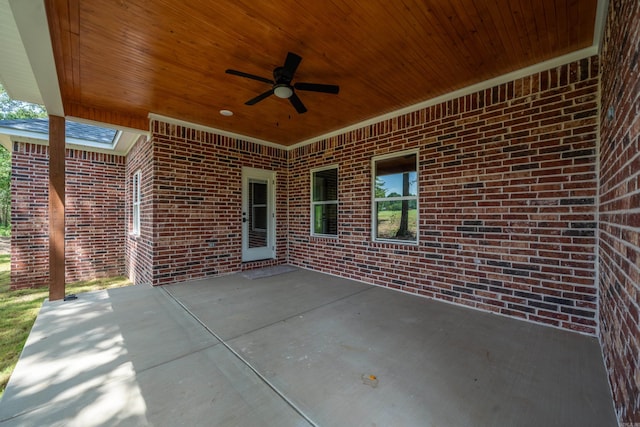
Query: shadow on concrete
0,268,618,426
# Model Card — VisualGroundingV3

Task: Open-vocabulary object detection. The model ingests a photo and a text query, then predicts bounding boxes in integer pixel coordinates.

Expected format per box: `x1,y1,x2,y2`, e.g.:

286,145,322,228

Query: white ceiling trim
148,113,286,151
288,46,599,151
593,0,610,52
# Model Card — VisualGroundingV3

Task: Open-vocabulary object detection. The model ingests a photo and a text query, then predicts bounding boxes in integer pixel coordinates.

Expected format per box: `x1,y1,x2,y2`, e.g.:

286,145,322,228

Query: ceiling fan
225,52,339,114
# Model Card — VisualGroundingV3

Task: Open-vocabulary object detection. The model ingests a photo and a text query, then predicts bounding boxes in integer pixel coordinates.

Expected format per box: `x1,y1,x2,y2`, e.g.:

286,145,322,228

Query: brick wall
599,0,640,423
139,121,288,286
65,149,126,281
289,57,600,334
11,142,126,289
125,135,154,285
11,143,48,288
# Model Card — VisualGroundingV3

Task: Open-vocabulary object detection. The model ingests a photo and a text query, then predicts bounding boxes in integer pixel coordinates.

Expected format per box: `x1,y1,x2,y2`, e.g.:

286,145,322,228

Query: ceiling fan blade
226,69,274,85
246,89,274,105
289,92,307,114
294,82,340,94
283,52,302,77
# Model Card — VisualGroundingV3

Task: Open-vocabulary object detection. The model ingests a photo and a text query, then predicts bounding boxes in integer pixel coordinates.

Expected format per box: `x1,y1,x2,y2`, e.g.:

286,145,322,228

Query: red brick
11,143,125,289
598,0,640,423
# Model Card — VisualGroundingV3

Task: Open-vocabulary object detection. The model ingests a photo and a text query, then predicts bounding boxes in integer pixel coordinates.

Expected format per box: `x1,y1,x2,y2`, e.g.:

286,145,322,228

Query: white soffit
0,0,42,104
8,0,64,116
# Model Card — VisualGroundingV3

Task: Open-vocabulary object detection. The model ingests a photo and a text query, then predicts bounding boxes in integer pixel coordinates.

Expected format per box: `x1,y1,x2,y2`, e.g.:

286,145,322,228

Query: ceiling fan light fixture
273,84,293,99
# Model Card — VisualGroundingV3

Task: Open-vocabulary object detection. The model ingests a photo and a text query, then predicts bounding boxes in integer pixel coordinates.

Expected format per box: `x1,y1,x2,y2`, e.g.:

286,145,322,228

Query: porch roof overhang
0,0,609,151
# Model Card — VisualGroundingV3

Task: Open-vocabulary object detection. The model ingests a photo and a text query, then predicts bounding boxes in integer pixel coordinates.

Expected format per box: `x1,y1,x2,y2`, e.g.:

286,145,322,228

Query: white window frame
132,170,141,236
310,165,339,237
250,181,268,232
371,150,419,244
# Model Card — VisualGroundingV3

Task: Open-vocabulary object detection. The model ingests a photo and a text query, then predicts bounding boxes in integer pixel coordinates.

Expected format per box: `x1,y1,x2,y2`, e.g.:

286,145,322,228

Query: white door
242,167,276,262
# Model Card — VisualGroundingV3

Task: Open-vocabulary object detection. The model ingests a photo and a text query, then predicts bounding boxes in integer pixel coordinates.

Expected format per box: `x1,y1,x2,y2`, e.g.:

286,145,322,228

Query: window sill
371,239,419,247
311,234,339,239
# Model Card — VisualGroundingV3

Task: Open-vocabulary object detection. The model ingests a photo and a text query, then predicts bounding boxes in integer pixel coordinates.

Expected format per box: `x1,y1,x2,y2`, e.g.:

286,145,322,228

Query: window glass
373,152,418,242
132,170,141,235
311,167,338,236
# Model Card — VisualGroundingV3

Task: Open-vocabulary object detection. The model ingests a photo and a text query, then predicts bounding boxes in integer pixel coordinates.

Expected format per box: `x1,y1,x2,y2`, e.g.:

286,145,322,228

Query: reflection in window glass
373,152,418,242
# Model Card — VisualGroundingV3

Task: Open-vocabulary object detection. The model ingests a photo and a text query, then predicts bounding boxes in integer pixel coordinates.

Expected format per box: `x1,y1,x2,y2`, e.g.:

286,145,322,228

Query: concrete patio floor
0,267,617,426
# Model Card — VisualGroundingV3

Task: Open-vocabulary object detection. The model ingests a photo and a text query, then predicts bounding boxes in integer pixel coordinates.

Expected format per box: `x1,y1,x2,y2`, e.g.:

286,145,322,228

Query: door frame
241,167,276,262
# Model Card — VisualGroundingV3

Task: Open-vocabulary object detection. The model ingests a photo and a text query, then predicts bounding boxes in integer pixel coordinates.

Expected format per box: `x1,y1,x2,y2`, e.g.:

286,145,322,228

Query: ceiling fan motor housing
225,52,339,113
273,66,293,84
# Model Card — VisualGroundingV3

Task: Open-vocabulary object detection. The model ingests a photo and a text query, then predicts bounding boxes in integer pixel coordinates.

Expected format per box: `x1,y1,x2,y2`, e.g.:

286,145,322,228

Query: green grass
377,209,417,239
0,255,131,398
0,226,10,237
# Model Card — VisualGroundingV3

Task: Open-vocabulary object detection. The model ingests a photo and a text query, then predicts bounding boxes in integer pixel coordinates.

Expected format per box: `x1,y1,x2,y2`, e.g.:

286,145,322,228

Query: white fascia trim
0,126,120,153
148,113,285,150
0,127,47,144
111,130,123,149
0,126,107,148
593,0,610,53
65,137,116,149
288,46,599,151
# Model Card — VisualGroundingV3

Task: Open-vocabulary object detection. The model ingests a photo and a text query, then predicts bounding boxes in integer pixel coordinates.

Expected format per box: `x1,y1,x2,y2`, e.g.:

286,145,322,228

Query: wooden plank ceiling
45,0,598,146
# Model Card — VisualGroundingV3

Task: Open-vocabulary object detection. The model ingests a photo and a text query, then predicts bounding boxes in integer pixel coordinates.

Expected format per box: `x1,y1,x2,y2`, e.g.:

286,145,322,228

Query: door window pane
249,180,268,248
